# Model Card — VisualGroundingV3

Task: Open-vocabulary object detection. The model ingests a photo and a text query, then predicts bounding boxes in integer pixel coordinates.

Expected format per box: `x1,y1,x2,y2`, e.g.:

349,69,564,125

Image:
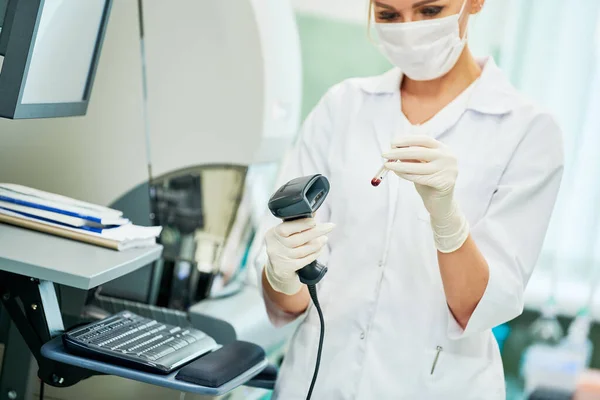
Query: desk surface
0,224,162,290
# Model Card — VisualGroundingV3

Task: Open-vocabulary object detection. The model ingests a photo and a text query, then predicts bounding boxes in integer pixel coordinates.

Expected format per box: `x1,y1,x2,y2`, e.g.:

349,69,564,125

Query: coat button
378,261,384,268
360,332,366,340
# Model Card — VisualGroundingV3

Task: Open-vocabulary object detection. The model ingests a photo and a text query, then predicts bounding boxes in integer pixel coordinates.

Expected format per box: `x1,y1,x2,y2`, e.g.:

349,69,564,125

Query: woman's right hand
264,218,335,295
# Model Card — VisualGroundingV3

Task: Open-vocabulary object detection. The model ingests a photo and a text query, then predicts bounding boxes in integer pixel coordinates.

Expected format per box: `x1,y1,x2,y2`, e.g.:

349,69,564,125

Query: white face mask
375,0,469,81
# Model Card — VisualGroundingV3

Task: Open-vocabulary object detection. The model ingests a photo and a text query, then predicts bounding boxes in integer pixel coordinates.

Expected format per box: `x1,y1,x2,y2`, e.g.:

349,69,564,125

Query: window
471,0,600,314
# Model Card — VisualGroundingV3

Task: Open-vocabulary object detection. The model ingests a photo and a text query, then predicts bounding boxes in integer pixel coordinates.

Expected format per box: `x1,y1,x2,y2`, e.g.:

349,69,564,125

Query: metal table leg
0,320,32,400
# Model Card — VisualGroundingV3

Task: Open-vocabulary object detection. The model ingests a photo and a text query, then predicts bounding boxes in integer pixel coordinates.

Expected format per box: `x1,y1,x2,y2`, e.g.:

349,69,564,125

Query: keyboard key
155,346,175,359
71,328,91,338
181,335,196,344
170,339,188,350
140,348,162,360
186,329,207,340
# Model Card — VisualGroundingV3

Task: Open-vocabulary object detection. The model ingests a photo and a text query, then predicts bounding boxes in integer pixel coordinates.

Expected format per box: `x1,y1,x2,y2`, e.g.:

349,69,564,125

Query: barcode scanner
268,174,330,400
268,174,330,285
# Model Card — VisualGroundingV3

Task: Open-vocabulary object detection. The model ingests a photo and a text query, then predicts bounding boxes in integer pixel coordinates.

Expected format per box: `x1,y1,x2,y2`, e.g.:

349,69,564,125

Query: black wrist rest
175,341,265,388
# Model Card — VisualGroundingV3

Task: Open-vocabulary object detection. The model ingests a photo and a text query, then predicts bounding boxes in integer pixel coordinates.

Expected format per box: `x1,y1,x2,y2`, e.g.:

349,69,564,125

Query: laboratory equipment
63,310,217,374
0,0,113,119
518,298,566,392
562,311,594,367
267,174,331,399
99,165,248,308
527,299,565,346
522,310,594,396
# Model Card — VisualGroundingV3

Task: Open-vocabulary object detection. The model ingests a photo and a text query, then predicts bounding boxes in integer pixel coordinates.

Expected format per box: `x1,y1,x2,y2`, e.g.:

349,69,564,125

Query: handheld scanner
268,174,330,285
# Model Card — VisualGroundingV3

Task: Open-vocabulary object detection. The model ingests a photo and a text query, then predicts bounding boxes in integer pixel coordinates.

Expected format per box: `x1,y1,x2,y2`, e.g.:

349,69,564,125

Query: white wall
142,0,264,178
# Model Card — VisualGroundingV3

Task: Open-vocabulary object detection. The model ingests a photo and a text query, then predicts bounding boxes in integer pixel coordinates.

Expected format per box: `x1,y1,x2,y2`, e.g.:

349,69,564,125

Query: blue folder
0,194,120,225
0,206,118,234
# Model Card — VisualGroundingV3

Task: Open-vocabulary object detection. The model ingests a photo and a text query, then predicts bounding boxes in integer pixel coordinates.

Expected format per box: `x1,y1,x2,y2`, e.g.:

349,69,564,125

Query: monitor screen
0,0,113,119
21,0,106,104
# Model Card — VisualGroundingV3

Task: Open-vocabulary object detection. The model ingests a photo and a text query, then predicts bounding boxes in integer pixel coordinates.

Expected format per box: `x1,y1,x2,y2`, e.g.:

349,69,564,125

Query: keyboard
63,311,218,374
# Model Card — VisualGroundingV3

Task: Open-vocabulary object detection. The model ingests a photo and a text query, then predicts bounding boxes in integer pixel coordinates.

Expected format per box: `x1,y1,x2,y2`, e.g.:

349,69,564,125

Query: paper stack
0,183,162,251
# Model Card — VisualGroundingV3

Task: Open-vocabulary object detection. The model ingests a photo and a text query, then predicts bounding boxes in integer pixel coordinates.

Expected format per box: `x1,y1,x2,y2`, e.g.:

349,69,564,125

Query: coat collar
357,57,518,116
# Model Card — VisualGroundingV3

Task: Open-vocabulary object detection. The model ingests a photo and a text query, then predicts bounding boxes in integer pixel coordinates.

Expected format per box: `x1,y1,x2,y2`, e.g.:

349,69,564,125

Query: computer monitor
0,0,113,119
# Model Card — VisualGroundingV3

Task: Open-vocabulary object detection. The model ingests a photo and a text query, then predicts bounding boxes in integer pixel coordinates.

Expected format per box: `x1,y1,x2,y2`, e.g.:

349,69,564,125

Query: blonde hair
367,0,374,32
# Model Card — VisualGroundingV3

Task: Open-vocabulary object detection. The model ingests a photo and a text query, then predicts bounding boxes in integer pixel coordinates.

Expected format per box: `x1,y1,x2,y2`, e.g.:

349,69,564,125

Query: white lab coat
255,57,564,399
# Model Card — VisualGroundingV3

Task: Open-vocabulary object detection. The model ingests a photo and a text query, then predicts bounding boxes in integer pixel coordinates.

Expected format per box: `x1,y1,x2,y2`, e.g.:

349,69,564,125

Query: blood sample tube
371,165,391,187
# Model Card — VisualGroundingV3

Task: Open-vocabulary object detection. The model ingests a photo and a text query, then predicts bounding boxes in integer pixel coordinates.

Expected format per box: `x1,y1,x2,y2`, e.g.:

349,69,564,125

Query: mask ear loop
366,2,378,46
458,0,469,19
457,0,471,41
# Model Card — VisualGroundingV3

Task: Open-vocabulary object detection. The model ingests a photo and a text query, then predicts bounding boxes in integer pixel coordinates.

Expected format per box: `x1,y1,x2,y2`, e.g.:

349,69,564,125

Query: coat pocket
422,347,505,400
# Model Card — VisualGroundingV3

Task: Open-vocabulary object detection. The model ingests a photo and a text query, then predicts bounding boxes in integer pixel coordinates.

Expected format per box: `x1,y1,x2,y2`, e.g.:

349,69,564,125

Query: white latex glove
383,135,469,253
264,218,335,295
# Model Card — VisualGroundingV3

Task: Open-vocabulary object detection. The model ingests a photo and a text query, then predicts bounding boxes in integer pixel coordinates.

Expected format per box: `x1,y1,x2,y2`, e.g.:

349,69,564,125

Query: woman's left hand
382,135,469,253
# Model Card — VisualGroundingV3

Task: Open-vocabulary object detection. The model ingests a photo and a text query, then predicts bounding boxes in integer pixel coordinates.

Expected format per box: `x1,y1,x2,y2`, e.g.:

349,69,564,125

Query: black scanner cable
296,262,328,400
306,284,325,400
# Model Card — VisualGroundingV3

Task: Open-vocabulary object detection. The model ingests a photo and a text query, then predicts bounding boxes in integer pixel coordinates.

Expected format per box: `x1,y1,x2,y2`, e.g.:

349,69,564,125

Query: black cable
306,284,324,400
39,380,44,400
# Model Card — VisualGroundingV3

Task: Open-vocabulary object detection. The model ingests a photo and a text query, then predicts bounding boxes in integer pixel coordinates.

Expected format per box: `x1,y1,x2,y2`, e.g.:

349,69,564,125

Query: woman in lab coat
258,0,564,398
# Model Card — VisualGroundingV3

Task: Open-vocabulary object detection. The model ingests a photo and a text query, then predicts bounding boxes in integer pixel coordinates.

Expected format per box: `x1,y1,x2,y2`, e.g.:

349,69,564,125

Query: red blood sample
371,178,382,187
